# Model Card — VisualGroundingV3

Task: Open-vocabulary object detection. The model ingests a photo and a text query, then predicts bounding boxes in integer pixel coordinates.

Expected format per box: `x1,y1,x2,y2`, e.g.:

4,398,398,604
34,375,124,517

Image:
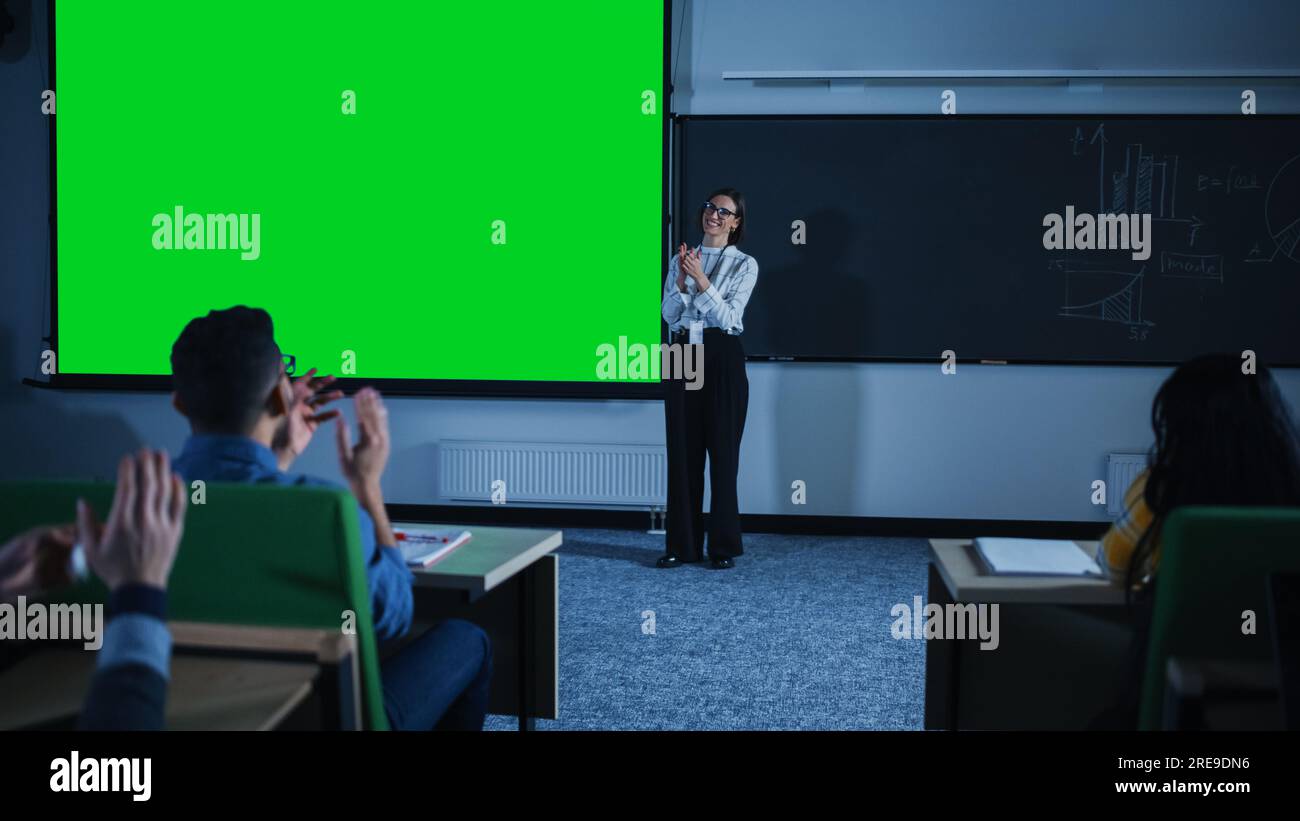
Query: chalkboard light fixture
722,69,1300,81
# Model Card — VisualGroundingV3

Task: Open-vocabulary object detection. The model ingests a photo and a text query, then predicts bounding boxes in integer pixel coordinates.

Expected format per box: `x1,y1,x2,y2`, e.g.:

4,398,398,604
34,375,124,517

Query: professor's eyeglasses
702,201,737,219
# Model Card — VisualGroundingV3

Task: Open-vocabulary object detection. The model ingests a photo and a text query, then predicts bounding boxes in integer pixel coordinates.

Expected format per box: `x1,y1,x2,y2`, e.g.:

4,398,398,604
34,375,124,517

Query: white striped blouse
661,244,760,335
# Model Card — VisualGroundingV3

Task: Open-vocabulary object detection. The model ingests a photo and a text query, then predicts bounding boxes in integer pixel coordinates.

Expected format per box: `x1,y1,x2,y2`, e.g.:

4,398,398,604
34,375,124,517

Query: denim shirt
171,434,414,641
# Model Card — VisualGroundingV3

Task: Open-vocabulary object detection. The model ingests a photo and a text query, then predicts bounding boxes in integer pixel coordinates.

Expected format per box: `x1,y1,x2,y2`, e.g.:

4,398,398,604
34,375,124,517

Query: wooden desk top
928,538,1126,606
0,622,355,731
394,523,562,597
0,649,316,731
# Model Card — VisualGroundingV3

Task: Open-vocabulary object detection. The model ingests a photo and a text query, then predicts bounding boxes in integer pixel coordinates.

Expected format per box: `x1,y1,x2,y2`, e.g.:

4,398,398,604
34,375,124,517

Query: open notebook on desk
974,537,1105,577
395,527,472,568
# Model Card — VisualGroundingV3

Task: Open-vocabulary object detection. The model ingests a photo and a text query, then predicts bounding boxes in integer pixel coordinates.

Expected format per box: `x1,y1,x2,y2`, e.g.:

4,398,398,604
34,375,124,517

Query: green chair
0,481,390,730
1139,506,1300,730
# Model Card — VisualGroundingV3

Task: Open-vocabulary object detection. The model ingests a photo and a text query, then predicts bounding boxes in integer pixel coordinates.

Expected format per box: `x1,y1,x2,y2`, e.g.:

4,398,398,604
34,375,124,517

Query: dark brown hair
171,306,282,434
1125,352,1300,596
697,187,746,247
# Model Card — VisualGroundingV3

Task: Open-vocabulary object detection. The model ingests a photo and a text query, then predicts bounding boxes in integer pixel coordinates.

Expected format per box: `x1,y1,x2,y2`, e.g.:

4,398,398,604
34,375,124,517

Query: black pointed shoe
655,554,687,568
710,557,735,570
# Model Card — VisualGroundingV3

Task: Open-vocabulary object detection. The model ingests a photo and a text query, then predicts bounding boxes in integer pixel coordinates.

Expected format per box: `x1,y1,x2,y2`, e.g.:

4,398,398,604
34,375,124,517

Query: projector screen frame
44,0,671,400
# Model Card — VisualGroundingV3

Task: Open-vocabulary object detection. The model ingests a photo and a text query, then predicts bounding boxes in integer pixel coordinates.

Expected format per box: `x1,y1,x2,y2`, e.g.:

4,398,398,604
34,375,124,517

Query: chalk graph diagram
1246,154,1300,265
1113,144,1180,220
1086,125,1183,222
1055,260,1154,327
1056,126,1298,340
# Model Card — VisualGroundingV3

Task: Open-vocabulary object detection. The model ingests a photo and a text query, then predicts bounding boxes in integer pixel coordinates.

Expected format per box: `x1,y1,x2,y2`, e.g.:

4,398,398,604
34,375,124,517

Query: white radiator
1106,452,1148,516
439,440,667,506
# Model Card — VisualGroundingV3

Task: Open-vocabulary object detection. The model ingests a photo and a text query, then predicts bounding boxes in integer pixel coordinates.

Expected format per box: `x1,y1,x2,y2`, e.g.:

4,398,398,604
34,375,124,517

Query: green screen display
54,1,665,386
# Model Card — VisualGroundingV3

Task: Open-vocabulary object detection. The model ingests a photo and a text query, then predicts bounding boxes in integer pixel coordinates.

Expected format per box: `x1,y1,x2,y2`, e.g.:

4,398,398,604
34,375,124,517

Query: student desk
925,539,1132,730
396,523,562,731
0,623,359,731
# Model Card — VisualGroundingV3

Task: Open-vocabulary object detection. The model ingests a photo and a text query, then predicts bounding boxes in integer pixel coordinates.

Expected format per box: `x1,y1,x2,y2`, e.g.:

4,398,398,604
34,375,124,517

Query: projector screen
50,1,668,396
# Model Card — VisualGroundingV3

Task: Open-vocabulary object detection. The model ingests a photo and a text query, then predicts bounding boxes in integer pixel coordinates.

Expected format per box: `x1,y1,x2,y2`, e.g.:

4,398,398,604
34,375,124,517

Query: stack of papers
396,528,472,568
973,537,1103,577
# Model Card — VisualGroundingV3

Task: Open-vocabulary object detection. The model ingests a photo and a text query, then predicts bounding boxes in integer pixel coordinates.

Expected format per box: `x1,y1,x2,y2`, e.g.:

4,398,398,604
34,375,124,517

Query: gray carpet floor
485,528,929,730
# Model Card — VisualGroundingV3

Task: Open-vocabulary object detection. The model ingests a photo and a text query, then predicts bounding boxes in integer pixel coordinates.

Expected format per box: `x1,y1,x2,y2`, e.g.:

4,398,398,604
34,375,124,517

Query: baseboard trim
386,504,1110,540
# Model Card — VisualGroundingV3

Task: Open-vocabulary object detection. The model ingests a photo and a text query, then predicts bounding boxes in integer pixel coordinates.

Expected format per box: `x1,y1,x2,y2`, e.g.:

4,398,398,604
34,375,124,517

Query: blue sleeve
79,663,168,731
80,585,171,731
355,504,415,641
97,585,171,679
96,615,172,679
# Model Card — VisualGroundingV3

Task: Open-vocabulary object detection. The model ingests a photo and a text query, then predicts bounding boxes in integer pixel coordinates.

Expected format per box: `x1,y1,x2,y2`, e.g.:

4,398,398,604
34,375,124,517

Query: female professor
657,188,759,570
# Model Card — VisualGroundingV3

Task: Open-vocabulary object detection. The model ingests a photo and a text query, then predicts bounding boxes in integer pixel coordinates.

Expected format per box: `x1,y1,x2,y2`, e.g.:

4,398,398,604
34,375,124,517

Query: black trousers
663,328,749,560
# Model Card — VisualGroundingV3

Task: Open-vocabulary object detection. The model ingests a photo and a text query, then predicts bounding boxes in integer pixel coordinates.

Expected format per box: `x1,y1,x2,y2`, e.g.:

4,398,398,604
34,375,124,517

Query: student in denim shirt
168,306,491,730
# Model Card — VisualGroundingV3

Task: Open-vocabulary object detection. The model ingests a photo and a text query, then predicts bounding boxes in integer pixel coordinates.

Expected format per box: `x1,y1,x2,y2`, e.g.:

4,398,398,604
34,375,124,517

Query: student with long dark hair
1093,352,1300,727
657,189,759,570
1099,353,1300,590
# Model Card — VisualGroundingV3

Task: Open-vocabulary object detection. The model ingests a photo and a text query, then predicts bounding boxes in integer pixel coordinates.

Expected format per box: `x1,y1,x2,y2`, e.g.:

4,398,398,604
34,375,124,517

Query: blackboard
677,116,1300,365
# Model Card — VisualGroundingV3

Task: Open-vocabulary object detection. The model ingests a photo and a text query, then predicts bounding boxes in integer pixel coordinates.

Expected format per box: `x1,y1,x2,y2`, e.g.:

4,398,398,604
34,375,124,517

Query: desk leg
411,557,557,728
924,563,960,730
518,563,536,732
320,651,360,731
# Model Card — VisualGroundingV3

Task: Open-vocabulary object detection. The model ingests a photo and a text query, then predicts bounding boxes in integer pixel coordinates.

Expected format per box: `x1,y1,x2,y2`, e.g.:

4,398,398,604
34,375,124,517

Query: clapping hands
273,368,345,470
677,243,705,291
77,449,187,592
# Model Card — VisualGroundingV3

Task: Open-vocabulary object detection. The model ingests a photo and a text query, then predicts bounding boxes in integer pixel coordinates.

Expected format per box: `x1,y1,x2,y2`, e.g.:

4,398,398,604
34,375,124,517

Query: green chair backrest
0,481,390,730
1140,505,1300,730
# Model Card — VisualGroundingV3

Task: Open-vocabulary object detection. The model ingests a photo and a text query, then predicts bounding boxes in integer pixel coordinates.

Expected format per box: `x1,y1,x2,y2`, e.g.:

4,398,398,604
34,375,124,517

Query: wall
2,0,1298,522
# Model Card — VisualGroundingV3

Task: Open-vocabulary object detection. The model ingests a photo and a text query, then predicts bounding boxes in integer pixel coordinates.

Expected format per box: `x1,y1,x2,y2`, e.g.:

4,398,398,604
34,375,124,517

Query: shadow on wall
0,328,142,482
745,208,873,358
0,0,33,65
750,208,863,515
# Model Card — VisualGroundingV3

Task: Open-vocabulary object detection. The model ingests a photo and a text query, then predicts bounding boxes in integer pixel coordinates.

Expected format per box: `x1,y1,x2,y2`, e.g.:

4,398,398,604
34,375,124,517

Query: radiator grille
1106,452,1148,516
439,440,667,506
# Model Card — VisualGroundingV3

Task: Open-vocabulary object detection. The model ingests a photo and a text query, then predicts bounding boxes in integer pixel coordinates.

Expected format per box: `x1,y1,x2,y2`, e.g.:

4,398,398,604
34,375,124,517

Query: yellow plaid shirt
1099,469,1159,581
